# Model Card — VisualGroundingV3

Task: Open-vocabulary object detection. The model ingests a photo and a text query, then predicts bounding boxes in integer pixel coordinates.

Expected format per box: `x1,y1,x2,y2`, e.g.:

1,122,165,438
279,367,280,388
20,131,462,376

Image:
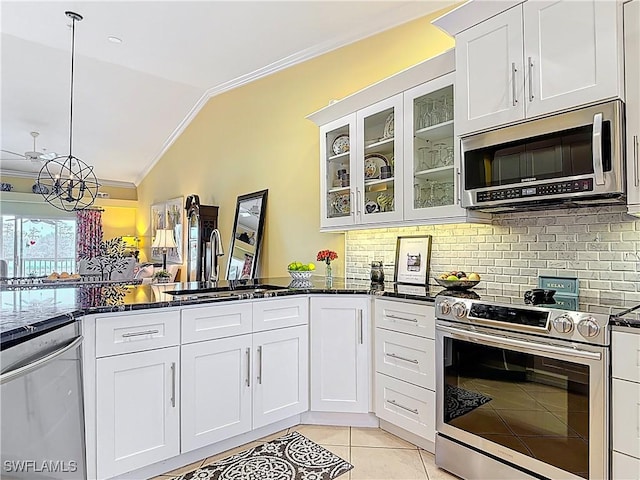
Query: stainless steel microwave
461,100,625,211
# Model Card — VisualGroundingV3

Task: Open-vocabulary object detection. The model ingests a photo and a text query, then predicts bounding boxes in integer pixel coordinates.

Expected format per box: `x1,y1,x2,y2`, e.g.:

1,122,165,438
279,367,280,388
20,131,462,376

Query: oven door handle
438,325,601,361
0,335,84,384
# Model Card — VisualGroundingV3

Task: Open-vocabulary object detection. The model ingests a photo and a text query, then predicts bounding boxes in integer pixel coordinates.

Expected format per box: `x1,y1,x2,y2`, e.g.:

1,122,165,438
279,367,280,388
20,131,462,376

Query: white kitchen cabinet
96,347,180,479
455,1,622,135
612,329,640,479
253,325,309,428
318,96,403,229
181,335,252,453
319,114,357,229
374,298,436,449
355,95,404,225
309,49,490,231
625,0,640,215
310,296,370,413
454,6,525,134
182,297,309,449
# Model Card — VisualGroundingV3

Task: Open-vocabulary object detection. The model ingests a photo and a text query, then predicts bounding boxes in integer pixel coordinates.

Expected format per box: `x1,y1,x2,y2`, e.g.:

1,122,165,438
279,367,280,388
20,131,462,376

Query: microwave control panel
476,178,593,203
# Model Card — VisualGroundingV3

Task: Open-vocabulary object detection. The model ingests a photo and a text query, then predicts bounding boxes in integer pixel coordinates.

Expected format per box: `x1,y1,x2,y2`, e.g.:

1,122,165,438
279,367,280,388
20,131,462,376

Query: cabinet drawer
375,328,434,390
253,297,308,332
182,303,252,344
375,299,434,339
95,310,180,357
375,373,435,442
614,451,640,479
613,378,640,458
613,331,640,382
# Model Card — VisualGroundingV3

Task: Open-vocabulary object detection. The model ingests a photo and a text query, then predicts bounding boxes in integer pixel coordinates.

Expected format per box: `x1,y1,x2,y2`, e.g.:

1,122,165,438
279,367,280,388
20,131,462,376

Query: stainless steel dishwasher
1,320,86,479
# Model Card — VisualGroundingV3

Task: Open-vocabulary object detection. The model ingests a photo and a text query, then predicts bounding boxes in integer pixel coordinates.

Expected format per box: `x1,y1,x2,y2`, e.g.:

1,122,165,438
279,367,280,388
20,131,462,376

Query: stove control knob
452,302,467,319
439,301,452,316
577,317,600,338
552,315,574,334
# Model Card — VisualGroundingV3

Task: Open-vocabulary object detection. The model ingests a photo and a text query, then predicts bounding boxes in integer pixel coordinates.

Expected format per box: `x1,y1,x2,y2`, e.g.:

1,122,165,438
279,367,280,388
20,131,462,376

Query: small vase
325,262,333,287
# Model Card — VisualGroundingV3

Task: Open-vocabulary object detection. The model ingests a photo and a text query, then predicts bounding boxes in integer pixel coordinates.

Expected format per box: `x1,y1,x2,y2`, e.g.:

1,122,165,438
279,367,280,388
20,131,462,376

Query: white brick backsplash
611,281,636,292
345,206,640,299
589,280,612,290
600,271,625,281
588,224,610,232
588,261,611,271
612,222,635,231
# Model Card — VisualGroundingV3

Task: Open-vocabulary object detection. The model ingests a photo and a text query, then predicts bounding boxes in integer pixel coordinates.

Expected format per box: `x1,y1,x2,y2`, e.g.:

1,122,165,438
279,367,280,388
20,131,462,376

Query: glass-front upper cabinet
403,73,457,221
319,114,356,229
355,95,404,225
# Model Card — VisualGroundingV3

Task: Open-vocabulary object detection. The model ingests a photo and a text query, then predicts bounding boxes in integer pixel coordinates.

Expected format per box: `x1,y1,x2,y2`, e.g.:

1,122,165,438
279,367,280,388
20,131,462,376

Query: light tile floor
153,425,460,480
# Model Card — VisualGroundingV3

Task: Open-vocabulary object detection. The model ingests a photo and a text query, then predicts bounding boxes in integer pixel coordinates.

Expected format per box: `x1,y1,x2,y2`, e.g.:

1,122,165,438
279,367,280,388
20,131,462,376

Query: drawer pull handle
385,352,419,364
387,314,418,323
387,399,418,415
122,329,159,338
359,310,364,345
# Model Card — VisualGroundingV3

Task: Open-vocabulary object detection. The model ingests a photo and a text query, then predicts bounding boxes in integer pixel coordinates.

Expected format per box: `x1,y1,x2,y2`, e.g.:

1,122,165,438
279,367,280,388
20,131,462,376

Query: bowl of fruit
434,270,481,290
287,261,316,280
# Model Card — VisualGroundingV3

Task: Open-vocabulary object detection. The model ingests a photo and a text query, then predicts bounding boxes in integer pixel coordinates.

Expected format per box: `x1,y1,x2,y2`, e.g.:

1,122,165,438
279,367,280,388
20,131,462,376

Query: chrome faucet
209,229,224,282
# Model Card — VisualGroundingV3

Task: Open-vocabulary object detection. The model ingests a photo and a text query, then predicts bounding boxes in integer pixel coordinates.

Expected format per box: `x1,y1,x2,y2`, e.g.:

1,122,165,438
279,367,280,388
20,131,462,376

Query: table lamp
152,229,177,271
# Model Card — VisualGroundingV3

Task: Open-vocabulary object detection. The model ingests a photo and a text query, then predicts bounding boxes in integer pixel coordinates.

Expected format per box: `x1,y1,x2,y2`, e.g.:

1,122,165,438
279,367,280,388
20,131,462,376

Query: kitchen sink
167,284,287,301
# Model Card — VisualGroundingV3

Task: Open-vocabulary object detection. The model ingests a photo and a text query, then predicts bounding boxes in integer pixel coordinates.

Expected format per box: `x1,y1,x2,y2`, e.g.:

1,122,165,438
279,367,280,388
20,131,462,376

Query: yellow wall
137,9,455,279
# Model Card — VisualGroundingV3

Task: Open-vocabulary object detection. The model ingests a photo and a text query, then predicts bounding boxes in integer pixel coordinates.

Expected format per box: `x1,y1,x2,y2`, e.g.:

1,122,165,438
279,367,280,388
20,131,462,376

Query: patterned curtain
77,209,103,259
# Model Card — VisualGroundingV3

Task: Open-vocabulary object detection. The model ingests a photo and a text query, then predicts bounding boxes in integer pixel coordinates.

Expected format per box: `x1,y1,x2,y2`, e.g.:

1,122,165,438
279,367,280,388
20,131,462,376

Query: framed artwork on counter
394,235,432,285
150,196,184,264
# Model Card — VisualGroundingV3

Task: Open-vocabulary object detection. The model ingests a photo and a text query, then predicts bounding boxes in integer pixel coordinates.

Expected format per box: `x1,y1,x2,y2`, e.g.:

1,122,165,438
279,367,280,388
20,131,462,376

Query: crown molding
0,168,136,189
135,5,452,186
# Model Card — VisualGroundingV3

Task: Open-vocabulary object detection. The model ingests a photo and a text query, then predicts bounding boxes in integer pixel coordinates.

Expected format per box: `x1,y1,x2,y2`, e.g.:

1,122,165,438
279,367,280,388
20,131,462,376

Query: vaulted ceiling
0,1,454,186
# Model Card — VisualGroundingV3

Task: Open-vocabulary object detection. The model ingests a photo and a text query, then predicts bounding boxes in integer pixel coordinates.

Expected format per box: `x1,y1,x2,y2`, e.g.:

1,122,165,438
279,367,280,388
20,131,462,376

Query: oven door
436,322,608,480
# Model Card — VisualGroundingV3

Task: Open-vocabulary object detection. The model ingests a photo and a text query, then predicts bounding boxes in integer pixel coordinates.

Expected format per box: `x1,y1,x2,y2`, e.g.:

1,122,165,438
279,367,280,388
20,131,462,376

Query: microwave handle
592,112,605,185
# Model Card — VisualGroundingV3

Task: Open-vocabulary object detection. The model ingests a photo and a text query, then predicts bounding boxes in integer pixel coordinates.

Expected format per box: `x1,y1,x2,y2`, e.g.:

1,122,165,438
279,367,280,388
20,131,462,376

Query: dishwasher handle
1,335,84,385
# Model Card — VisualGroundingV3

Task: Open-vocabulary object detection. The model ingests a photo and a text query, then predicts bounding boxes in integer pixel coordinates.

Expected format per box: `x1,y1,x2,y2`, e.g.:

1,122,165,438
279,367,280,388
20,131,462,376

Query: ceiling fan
0,131,58,164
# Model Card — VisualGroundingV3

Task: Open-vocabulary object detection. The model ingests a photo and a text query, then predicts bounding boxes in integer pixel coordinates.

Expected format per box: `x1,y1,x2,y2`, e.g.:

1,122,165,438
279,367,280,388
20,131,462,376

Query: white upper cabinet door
455,5,525,135
523,0,621,119
355,95,404,224
320,114,357,229
625,0,640,213
181,335,252,453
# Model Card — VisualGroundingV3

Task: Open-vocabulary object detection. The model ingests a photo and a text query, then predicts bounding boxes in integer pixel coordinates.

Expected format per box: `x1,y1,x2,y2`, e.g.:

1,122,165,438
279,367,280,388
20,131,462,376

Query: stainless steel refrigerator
185,195,219,282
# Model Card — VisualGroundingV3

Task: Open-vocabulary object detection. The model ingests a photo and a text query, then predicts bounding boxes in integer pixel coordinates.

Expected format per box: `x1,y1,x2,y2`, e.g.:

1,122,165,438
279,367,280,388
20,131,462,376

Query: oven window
443,337,589,479
464,122,611,190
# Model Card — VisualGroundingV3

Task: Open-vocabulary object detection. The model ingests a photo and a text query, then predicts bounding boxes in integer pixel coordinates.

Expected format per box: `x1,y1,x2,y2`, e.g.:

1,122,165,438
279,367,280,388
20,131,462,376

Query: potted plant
152,270,171,283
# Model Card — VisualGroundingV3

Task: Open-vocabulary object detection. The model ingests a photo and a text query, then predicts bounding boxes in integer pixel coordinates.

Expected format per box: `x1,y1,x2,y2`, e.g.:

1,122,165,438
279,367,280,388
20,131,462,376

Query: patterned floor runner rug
172,431,353,480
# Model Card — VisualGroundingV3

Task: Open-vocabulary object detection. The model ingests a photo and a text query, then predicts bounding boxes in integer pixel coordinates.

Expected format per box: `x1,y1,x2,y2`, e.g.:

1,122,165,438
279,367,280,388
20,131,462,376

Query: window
1,215,77,277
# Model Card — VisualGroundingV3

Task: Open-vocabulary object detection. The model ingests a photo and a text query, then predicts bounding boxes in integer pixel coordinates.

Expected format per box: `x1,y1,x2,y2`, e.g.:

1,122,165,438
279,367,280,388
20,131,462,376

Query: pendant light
37,11,99,211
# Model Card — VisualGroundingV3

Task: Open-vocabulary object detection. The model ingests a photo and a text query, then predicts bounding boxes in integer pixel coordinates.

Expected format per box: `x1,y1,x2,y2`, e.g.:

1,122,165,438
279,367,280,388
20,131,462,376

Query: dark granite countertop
0,277,444,349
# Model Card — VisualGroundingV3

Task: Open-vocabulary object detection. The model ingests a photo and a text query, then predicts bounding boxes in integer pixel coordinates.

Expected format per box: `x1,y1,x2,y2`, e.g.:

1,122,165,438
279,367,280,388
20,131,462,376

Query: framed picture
394,235,432,285
150,196,184,264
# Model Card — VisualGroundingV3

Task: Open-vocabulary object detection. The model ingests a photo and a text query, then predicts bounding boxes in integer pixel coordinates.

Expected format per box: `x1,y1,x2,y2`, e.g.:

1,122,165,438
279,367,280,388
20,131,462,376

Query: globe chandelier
37,11,99,211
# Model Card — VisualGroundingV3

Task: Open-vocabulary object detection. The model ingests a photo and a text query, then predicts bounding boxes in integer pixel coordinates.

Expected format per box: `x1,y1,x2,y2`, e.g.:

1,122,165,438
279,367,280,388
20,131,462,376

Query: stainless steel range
435,292,610,480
